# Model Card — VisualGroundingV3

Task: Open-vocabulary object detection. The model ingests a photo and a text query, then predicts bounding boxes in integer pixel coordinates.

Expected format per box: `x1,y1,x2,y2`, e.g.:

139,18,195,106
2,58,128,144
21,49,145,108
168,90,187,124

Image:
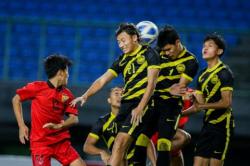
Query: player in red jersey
12,54,86,166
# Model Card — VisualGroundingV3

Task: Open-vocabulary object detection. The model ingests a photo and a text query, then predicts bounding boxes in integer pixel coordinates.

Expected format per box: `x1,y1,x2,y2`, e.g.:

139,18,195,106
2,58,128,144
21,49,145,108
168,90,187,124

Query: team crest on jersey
176,64,185,73
211,75,219,84
137,55,146,64
61,94,69,103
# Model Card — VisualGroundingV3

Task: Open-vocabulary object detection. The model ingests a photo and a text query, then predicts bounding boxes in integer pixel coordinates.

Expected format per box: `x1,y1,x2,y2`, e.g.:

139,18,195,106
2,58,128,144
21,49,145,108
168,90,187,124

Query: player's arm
197,90,232,110
12,94,29,144
71,70,115,107
43,114,78,130
84,134,110,165
131,67,160,126
147,140,157,166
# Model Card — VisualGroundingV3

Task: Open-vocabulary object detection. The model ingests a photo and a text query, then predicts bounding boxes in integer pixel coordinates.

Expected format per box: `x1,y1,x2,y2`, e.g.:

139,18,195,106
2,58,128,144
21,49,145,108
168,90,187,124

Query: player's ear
217,48,223,56
175,39,180,46
107,98,111,104
132,34,138,43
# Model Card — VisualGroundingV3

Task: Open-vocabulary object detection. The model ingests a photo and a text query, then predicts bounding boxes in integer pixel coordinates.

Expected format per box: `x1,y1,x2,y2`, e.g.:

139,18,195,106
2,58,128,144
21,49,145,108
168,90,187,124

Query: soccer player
182,33,234,166
83,87,156,165
71,23,160,166
12,54,86,166
152,25,199,166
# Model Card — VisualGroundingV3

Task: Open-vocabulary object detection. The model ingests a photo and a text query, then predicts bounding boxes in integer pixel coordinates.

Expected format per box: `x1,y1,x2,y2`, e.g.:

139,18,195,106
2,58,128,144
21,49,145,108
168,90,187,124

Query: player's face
117,32,138,54
109,87,123,108
202,40,222,60
61,67,69,86
161,40,180,59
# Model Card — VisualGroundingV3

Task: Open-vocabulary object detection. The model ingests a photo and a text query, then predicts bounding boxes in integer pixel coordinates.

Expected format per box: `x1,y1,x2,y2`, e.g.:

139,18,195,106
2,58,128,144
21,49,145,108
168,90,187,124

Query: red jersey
16,81,78,149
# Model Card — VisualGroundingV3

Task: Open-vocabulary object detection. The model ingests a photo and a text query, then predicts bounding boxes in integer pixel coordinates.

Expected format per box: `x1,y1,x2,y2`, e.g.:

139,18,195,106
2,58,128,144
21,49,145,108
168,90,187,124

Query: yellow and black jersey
109,45,160,101
196,61,234,127
154,48,199,100
89,112,117,151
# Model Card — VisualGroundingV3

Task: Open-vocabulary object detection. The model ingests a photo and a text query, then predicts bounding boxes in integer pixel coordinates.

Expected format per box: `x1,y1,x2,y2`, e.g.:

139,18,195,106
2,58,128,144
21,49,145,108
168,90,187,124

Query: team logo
137,55,146,64
61,94,69,103
176,64,185,73
211,75,219,84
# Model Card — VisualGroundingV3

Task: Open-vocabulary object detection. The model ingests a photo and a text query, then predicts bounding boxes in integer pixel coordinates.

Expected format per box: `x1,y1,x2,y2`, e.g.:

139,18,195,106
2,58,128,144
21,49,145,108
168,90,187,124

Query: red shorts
31,140,80,166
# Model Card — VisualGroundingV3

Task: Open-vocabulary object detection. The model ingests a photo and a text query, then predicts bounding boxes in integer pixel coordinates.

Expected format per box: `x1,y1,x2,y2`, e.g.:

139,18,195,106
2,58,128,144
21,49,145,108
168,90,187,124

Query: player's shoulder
218,63,234,78
27,81,47,87
99,113,111,121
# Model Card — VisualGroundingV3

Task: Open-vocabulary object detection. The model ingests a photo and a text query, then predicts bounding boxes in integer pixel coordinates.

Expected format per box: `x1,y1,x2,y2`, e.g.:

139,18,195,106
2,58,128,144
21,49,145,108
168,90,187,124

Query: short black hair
44,54,72,79
115,23,140,40
157,25,179,49
204,33,226,56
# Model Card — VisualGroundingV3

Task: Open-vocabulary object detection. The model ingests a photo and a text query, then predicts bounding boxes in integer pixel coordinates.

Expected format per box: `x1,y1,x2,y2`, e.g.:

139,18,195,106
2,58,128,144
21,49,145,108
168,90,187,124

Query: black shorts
143,98,181,140
194,123,234,160
115,99,154,139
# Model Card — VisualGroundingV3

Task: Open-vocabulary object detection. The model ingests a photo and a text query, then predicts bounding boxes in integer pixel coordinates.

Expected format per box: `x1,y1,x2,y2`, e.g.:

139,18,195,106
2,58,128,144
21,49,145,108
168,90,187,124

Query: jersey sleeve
108,56,123,77
182,57,199,82
89,118,104,140
16,82,38,101
195,70,204,94
145,47,161,69
219,68,234,91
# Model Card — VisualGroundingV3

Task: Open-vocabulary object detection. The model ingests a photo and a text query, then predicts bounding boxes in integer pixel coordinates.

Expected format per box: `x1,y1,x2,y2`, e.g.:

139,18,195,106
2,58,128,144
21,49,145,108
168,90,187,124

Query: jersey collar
125,45,142,57
47,80,63,91
206,60,222,72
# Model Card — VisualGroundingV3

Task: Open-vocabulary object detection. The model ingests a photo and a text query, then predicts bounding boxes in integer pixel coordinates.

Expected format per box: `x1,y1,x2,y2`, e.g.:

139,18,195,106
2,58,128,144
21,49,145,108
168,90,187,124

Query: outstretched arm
84,134,110,165
71,71,115,107
43,114,78,130
12,94,29,144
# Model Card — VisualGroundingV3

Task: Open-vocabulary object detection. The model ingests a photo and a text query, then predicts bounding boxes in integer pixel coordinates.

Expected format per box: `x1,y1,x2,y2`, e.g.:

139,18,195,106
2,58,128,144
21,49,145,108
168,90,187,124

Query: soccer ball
136,21,159,44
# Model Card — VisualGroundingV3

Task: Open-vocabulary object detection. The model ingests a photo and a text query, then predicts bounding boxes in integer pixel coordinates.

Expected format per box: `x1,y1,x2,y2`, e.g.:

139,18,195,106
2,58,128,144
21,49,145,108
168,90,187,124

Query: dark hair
44,54,72,79
157,25,179,49
204,33,226,56
115,23,140,40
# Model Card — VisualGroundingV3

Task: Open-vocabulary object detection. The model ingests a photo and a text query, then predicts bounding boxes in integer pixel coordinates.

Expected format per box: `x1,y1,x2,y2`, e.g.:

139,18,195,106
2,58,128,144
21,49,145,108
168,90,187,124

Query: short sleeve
195,70,204,94
90,118,104,140
182,58,199,82
16,82,38,101
219,68,234,91
144,47,161,69
109,56,123,77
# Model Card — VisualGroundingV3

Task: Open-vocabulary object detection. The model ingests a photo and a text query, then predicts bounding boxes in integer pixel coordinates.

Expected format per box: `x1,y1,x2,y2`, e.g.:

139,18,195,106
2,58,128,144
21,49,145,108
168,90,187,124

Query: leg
170,151,184,166
194,156,209,166
109,132,133,166
69,158,86,166
209,158,224,166
171,129,191,151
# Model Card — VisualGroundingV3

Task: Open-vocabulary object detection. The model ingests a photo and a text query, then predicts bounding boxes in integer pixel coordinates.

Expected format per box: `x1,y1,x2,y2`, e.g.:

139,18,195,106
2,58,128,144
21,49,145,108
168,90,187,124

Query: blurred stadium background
0,0,250,165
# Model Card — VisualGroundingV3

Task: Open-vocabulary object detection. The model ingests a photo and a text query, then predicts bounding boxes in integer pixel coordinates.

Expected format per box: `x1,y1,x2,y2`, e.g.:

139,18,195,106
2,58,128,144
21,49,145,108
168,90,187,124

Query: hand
19,124,29,144
43,122,63,130
100,150,110,165
130,107,144,126
169,83,186,96
70,94,87,107
182,101,200,116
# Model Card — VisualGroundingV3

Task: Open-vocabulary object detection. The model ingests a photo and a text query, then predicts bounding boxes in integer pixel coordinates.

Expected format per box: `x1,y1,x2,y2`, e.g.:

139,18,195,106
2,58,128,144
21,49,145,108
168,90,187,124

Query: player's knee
114,133,131,151
157,138,171,151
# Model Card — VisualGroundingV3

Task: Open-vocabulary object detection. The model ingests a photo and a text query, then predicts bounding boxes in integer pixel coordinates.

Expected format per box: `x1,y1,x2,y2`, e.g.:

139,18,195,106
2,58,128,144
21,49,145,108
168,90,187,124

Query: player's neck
111,107,119,116
49,78,61,88
207,57,220,69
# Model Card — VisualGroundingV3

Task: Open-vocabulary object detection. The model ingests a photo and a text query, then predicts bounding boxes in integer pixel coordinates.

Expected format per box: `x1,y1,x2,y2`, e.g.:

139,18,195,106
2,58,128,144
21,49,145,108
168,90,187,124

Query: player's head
44,54,72,86
202,33,226,60
108,87,123,109
115,23,140,54
157,25,182,59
